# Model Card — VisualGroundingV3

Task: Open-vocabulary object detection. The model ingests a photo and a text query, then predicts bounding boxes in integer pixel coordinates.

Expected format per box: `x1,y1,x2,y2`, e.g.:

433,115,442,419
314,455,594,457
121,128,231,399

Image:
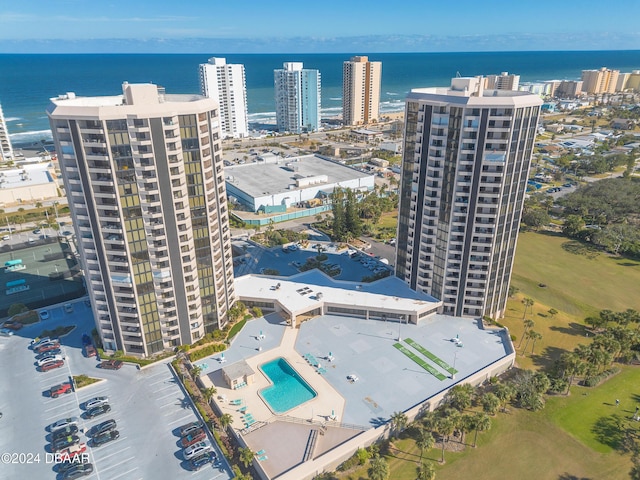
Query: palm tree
390,411,408,438
220,413,234,431
529,331,543,355
518,318,534,348
446,383,475,411
416,459,436,480
415,426,434,462
239,447,255,468
368,455,390,480
190,365,202,378
472,413,491,448
201,386,217,403
435,416,455,463
494,383,516,413
548,308,558,319
522,298,534,320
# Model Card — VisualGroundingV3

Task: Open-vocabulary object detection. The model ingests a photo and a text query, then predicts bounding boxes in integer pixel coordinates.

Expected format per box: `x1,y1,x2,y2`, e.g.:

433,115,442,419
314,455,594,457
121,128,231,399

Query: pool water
259,358,317,414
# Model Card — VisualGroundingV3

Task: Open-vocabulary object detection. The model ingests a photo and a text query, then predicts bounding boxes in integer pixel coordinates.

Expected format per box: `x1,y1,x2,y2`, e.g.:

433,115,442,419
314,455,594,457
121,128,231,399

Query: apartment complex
274,62,321,133
0,102,14,162
396,77,541,318
199,57,249,139
484,72,520,91
581,67,620,94
342,56,382,126
555,80,583,98
47,83,236,356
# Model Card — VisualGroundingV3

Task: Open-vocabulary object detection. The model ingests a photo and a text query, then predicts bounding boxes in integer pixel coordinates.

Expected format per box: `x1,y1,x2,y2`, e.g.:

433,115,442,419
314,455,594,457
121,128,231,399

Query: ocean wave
9,129,53,143
329,97,341,101
4,117,22,122
385,92,399,96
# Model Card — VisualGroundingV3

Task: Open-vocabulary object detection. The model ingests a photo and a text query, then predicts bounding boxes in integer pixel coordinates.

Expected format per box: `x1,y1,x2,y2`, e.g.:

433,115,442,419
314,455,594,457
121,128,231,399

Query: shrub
317,253,328,262
252,306,263,318
356,447,371,465
510,334,517,342
8,303,28,317
189,343,227,362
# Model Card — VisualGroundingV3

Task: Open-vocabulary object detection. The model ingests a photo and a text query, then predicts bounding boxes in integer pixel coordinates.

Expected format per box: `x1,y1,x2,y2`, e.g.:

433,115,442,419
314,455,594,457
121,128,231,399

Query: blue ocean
0,51,638,144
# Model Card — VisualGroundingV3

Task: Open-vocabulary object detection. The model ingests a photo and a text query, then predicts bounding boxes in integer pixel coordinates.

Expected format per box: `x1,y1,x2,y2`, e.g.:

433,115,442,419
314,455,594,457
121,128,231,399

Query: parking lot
0,302,232,479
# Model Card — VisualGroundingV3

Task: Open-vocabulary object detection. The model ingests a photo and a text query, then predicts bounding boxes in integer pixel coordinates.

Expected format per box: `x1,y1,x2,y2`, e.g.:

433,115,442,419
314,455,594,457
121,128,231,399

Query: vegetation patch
227,318,247,341
73,374,100,389
39,325,75,339
189,343,227,362
10,308,39,324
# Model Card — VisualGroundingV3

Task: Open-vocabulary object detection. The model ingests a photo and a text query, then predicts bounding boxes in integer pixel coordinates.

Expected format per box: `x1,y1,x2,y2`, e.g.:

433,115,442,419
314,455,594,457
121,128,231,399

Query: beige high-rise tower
342,56,382,126
47,83,236,357
581,67,620,94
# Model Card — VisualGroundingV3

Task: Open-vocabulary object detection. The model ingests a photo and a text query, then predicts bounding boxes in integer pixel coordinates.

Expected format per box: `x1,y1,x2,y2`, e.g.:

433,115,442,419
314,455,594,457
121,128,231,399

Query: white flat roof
0,163,53,189
235,270,441,317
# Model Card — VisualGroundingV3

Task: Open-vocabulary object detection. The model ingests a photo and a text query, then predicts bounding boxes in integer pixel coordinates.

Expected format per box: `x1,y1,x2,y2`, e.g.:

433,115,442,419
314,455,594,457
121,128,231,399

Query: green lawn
511,232,640,317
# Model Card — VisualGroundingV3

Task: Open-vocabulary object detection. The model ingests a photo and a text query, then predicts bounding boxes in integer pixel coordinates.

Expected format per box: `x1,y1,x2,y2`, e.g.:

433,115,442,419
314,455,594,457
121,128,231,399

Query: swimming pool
259,357,317,414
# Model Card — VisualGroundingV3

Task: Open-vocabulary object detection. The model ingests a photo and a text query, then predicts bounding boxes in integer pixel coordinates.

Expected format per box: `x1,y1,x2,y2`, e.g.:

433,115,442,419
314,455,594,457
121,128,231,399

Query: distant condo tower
199,57,249,139
274,62,321,133
396,77,541,318
581,67,620,94
484,72,520,91
0,102,14,162
47,83,236,356
342,56,382,126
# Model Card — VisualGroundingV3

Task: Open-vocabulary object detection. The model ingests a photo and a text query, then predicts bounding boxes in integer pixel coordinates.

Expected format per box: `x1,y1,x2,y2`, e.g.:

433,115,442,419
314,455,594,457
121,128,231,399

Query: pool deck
200,310,512,478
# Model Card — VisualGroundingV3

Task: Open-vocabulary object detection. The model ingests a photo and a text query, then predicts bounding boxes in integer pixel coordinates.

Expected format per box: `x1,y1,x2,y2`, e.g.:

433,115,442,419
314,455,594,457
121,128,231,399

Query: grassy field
334,231,639,479
510,232,640,317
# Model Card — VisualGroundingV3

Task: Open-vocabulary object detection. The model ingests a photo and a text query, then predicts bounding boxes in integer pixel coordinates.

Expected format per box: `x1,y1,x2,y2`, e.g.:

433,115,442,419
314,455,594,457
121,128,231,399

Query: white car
183,440,212,460
49,417,79,432
347,374,359,383
0,328,14,337
39,310,50,321
37,355,63,367
84,396,109,410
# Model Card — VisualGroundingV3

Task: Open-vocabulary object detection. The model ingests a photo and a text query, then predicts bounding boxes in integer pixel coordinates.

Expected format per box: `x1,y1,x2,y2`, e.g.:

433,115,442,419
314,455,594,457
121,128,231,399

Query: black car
92,430,119,447
51,425,79,442
36,349,61,360
52,434,80,452
57,459,91,474
84,404,111,419
62,463,94,479
90,419,116,437
189,451,217,471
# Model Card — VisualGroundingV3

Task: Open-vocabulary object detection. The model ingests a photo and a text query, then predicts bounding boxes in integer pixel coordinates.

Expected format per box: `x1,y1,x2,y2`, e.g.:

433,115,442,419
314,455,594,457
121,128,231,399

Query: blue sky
1,0,639,53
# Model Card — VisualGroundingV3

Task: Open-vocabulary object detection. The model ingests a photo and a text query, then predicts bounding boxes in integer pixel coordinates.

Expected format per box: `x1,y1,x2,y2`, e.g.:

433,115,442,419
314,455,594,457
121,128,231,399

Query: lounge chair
238,406,247,413
256,449,266,456
258,454,268,461
230,399,242,406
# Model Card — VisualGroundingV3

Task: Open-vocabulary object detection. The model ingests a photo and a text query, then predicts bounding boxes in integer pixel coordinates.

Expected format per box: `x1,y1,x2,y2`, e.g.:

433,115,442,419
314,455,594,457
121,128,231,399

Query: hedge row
189,342,227,362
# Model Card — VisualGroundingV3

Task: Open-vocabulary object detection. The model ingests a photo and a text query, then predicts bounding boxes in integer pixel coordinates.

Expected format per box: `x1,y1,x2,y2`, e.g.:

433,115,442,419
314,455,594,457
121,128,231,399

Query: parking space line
148,376,171,386
155,390,179,401
44,401,76,413
109,467,139,480
168,413,195,425
92,446,132,462
96,456,135,473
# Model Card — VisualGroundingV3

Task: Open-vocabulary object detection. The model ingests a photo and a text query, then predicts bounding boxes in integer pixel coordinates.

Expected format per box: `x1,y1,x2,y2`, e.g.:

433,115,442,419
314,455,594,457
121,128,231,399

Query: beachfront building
274,62,321,134
484,72,520,91
0,102,14,162
396,76,542,318
342,56,382,126
47,83,236,356
199,57,249,139
581,67,620,94
0,164,59,206
555,80,583,98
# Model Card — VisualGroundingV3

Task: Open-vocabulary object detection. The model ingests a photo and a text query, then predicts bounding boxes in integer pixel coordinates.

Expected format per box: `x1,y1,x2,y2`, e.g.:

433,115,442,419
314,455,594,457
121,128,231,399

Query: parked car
31,336,51,348
84,404,111,419
84,396,108,410
57,458,91,474
49,417,79,432
52,434,81,452
49,383,73,398
40,359,65,372
178,421,203,437
52,425,79,442
2,320,23,331
37,355,63,367
64,303,74,313
183,440,212,460
36,342,61,354
90,419,117,437
189,451,217,471
62,463,94,479
84,344,96,357
0,328,14,336
91,430,119,447
37,349,62,360
57,443,87,459
180,429,206,448
99,360,123,370
39,310,50,320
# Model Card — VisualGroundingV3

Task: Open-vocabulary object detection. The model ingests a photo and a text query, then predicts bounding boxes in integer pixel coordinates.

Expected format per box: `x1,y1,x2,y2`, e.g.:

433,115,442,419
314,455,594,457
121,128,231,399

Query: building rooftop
222,359,255,380
235,270,441,316
0,163,54,189
225,154,372,199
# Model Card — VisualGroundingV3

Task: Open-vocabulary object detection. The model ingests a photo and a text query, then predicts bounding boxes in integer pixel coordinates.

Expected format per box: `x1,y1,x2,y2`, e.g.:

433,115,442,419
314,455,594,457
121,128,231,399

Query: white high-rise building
396,77,541,319
47,83,236,357
199,57,249,139
342,56,382,126
274,62,321,134
485,72,520,91
0,102,14,162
